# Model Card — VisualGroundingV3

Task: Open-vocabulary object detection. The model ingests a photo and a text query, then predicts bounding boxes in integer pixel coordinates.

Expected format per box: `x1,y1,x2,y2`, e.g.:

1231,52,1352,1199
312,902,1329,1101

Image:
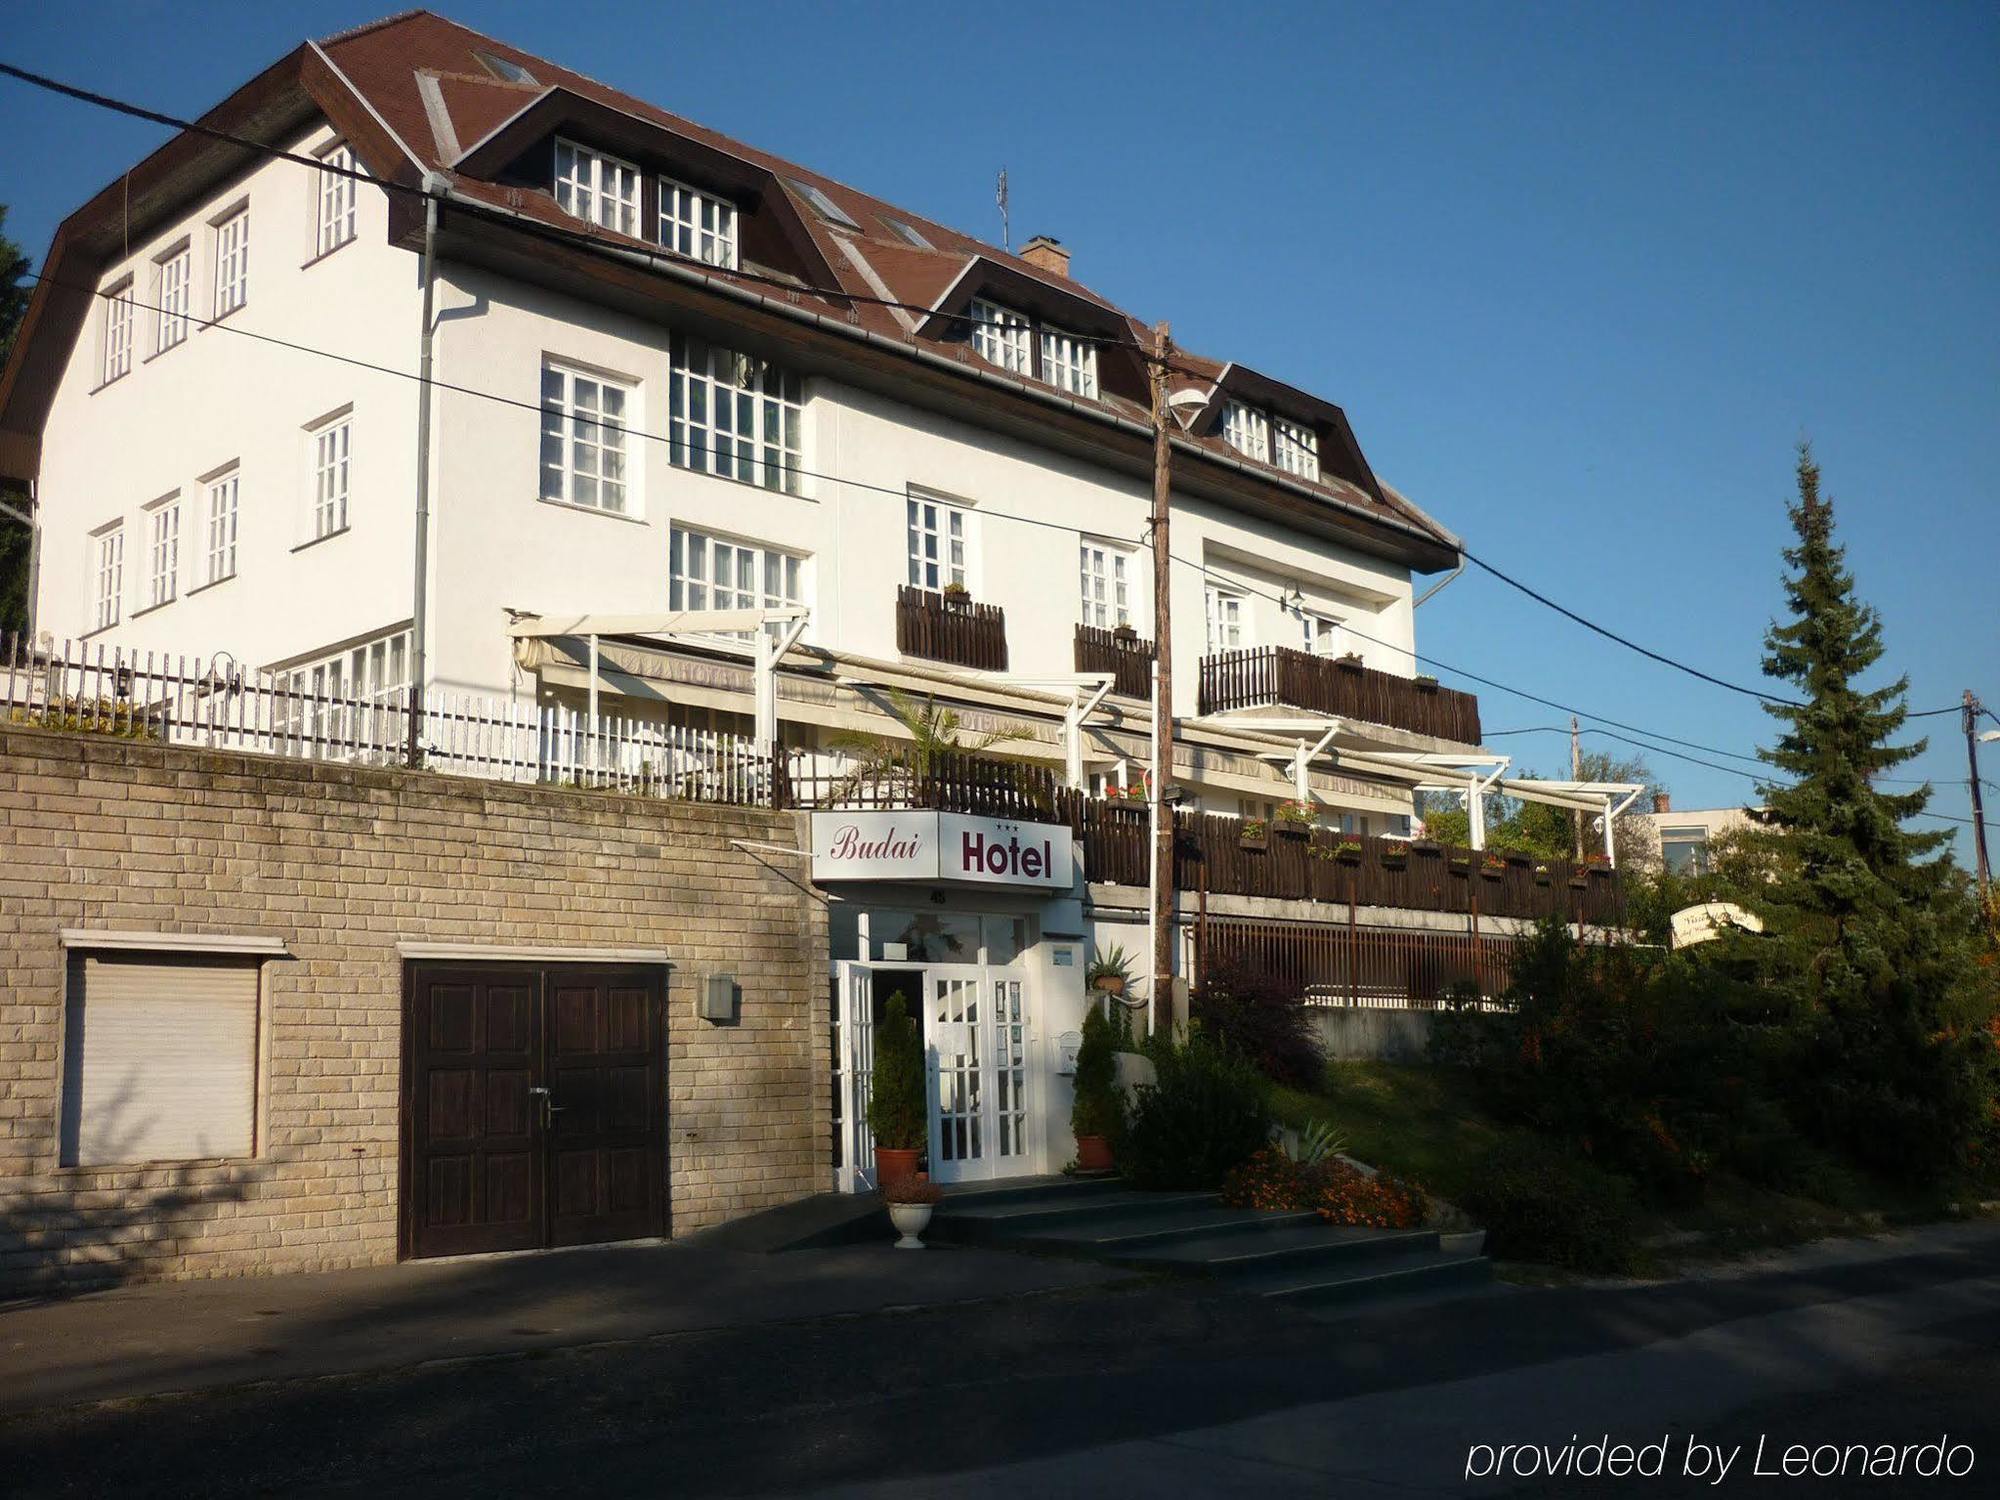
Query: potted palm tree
1086,943,1133,997
867,994,927,1187
826,690,1028,807
1070,1004,1121,1173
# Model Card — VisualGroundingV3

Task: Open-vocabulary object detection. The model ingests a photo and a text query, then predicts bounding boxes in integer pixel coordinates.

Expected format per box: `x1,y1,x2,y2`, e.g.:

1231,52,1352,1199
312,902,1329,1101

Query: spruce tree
1750,445,1995,1176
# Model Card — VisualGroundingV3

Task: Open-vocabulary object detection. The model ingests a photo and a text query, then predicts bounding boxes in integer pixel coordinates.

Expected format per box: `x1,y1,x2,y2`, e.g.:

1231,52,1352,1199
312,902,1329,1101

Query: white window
309,417,351,539
1302,611,1340,655
669,333,805,494
316,143,359,256
658,175,738,268
669,526,806,640
1661,827,1712,876
274,630,411,761
1273,416,1319,480
1079,540,1130,629
101,280,134,384
1222,401,1270,464
204,469,239,585
907,495,969,591
153,243,191,353
1205,584,1247,653
554,139,641,237
145,497,180,609
213,208,249,316
92,525,124,630
1039,326,1098,397
540,364,633,513
60,952,263,1167
969,298,1032,374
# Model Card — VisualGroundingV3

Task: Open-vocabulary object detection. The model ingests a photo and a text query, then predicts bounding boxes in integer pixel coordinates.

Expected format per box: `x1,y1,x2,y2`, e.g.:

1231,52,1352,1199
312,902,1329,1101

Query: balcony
895,586,1008,671
1198,645,1481,745
1073,623,1154,699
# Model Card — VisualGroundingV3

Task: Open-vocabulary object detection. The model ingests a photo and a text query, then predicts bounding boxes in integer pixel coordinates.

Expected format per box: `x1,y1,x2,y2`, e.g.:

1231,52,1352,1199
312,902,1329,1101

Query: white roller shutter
60,952,261,1167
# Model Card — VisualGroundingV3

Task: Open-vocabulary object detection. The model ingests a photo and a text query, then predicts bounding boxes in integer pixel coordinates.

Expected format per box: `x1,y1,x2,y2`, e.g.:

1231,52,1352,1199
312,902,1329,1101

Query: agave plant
1282,1117,1348,1168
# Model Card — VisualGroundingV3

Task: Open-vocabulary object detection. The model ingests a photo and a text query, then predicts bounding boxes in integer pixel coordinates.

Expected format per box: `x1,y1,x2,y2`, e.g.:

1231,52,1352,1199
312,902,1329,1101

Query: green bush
1119,1035,1271,1189
866,994,927,1151
1464,1135,1642,1273
1070,1003,1122,1140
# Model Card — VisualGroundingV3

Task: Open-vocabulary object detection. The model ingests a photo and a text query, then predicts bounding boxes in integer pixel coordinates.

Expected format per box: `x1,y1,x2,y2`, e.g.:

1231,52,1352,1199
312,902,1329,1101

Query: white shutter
60,953,261,1166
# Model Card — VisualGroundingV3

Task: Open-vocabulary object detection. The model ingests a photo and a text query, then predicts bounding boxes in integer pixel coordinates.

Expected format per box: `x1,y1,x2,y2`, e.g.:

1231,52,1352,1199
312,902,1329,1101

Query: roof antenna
996,167,1010,252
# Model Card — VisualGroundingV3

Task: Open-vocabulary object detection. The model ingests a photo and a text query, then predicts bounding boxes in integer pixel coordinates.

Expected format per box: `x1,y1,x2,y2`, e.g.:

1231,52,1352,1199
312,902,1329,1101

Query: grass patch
1268,1061,1504,1205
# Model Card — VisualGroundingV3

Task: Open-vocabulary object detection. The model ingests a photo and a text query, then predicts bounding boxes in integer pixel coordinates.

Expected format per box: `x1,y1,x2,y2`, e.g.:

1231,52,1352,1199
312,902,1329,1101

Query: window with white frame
1221,400,1270,464
308,416,351,540
969,298,1032,374
669,526,806,641
213,208,249,316
92,525,124,630
1272,415,1319,480
1039,326,1098,397
907,495,968,591
1205,583,1247,653
540,363,633,513
1302,611,1340,655
1660,826,1712,877
316,143,358,256
145,497,180,609
153,243,191,353
668,333,804,494
101,280,134,384
204,469,239,585
553,139,641,237
274,630,410,761
1079,539,1130,629
658,175,738,268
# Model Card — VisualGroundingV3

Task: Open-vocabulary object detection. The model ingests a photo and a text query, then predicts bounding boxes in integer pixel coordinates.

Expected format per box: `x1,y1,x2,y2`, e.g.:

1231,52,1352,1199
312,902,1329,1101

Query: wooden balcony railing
895,586,1008,671
1073,623,1154,699
1198,646,1482,744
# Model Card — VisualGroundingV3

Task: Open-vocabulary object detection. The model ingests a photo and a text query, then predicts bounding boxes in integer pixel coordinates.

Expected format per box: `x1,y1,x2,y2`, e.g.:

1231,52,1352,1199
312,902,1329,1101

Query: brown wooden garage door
402,962,666,1260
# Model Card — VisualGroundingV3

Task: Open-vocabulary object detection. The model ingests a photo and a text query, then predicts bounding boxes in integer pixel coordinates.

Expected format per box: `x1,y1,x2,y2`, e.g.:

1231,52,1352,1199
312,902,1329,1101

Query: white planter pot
888,1201,934,1250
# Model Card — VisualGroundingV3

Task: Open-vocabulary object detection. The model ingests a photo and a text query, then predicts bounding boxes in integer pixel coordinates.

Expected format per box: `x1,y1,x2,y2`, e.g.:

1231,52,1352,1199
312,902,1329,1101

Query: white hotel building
1,13,1542,1199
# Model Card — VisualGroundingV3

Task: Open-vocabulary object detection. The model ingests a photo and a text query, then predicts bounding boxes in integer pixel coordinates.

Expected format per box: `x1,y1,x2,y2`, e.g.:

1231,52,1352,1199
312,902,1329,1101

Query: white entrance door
837,962,877,1191
927,969,1036,1185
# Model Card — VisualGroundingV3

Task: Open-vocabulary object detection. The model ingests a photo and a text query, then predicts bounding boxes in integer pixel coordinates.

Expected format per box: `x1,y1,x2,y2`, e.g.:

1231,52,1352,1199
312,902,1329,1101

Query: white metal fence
2,634,777,805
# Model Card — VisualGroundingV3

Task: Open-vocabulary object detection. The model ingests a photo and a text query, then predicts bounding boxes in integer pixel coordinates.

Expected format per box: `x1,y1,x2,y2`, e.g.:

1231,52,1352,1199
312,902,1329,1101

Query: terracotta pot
1091,975,1127,995
888,1201,933,1250
1075,1134,1115,1172
874,1146,922,1187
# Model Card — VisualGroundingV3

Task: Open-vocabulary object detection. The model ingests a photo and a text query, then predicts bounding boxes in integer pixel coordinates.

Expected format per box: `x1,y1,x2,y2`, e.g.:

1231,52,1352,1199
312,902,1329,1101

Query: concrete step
1241,1249,1494,1308
933,1189,1224,1243
933,1175,1132,1212
1016,1205,1324,1253
1109,1223,1441,1278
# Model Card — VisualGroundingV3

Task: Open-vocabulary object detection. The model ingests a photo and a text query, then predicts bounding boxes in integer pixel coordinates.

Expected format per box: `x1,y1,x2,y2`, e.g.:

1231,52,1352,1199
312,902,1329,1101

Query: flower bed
1218,1146,1426,1230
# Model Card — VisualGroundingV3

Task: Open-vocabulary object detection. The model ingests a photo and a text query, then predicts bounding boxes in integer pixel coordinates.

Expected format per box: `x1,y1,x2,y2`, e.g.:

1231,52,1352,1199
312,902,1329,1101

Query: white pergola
985,672,1118,788
1196,714,1648,866
506,608,811,758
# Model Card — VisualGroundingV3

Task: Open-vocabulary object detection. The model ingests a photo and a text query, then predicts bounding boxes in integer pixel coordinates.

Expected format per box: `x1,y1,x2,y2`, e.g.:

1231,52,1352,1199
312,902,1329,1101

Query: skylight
883,217,934,250
473,50,538,86
786,177,860,231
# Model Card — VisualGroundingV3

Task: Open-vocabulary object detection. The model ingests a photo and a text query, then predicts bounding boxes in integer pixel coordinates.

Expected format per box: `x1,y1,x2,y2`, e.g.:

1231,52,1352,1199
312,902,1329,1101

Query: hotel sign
810,811,1074,890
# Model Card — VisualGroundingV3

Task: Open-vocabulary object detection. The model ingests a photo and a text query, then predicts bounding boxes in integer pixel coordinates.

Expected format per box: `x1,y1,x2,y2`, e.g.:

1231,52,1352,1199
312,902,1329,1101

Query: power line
1463,551,1800,707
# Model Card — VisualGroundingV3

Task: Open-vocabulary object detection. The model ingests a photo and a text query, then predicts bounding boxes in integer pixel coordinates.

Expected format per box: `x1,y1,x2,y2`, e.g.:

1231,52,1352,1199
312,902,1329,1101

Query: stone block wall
0,725,827,1290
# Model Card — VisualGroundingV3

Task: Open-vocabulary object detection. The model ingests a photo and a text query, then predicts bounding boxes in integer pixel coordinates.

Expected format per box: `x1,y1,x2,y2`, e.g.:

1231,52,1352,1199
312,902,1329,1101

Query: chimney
1652,792,1672,814
1020,234,1069,278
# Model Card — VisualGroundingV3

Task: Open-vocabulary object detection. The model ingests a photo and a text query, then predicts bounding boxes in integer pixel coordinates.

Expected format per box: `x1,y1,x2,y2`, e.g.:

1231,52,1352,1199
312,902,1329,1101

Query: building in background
1636,794,1757,876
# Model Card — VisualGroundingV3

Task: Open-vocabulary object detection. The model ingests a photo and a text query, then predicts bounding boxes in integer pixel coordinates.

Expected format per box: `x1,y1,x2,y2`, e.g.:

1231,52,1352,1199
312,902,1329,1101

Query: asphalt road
6,1226,1999,1497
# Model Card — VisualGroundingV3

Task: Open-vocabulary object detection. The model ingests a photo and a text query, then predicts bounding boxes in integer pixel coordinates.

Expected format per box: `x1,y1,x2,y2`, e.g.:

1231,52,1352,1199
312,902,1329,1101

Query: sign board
810,810,1074,890
1669,901,1764,949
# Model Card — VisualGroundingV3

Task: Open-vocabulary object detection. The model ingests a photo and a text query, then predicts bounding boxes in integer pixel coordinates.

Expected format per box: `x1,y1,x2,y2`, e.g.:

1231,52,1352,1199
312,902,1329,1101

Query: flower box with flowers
1480,855,1507,878
1239,819,1269,851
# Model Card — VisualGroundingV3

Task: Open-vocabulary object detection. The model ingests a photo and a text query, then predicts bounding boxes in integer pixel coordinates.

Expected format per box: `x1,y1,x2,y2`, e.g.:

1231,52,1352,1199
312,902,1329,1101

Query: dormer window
1039,327,1097,398
1222,400,1320,481
1221,401,1269,464
554,139,641,237
659,175,738,268
969,299,1032,374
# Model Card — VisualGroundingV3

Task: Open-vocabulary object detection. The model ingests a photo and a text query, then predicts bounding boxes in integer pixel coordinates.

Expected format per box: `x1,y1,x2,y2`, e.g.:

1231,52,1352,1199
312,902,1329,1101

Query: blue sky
3,1,1995,853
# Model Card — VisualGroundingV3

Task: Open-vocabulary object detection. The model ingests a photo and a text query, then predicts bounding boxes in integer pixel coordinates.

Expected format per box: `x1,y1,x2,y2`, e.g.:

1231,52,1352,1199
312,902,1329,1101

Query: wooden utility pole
1967,690,1992,900
1148,321,1176,1038
1570,715,1584,861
